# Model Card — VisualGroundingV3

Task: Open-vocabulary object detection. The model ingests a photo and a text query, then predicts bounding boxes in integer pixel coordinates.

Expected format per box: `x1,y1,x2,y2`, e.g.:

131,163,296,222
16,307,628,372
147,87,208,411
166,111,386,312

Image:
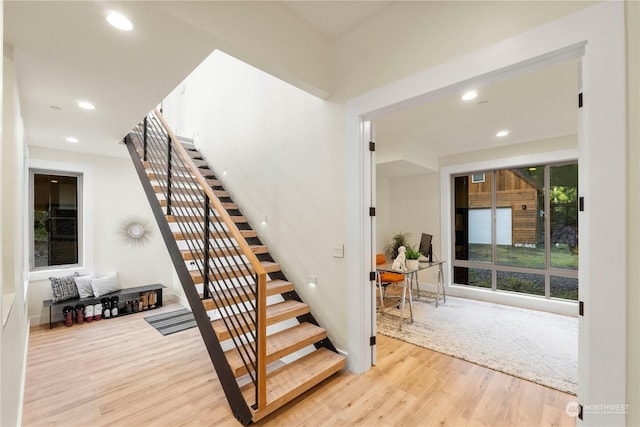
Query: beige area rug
377,295,578,395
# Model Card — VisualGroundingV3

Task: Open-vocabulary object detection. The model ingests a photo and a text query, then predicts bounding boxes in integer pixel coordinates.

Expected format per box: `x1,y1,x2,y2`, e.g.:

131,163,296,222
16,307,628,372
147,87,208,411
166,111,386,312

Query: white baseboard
165,292,189,309
17,318,31,427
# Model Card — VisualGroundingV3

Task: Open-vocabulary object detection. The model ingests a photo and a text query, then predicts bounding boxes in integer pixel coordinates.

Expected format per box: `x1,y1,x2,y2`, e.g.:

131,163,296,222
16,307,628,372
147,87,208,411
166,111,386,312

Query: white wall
439,134,578,167
163,50,348,352
26,147,176,325
376,172,440,280
333,1,595,99
1,48,30,427
625,1,640,424
157,1,334,99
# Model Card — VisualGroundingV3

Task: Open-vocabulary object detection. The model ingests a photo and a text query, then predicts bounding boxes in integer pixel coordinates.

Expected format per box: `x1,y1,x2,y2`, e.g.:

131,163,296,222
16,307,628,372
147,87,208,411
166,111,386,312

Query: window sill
29,267,88,282
2,292,16,327
447,283,578,317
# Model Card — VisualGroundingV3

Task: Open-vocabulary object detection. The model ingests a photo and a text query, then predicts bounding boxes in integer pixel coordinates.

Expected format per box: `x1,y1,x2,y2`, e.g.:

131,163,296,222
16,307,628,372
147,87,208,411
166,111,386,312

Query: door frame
346,2,626,425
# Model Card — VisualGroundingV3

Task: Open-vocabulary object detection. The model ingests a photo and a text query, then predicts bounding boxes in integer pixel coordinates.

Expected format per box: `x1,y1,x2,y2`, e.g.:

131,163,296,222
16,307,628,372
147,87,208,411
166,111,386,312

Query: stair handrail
152,109,268,410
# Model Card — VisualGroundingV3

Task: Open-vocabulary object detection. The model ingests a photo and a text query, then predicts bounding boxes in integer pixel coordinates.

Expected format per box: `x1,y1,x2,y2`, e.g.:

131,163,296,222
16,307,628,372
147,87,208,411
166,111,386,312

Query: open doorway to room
348,4,626,421
372,57,580,395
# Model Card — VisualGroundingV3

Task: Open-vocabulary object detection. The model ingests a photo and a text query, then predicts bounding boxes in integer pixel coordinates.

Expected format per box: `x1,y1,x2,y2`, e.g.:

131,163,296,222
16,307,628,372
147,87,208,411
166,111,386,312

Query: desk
376,261,446,330
415,260,446,307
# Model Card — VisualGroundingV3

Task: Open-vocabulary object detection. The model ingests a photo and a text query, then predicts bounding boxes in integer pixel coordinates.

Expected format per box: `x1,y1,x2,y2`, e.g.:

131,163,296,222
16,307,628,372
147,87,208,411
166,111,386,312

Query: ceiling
4,1,577,167
282,1,390,38
3,1,389,158
4,1,217,158
374,58,579,177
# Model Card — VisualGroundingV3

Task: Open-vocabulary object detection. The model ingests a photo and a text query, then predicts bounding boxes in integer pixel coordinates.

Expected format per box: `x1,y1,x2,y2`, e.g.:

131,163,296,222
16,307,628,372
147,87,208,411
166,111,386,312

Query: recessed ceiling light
66,137,79,143
107,11,133,31
77,101,95,110
496,130,510,137
461,91,478,101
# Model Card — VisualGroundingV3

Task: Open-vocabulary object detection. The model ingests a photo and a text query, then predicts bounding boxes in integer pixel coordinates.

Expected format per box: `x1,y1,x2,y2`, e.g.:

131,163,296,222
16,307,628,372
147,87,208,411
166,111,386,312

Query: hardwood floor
23,303,576,426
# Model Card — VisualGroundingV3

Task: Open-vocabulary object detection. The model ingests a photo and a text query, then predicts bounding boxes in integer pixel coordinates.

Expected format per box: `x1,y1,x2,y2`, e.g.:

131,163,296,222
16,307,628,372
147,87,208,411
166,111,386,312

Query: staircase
124,110,345,425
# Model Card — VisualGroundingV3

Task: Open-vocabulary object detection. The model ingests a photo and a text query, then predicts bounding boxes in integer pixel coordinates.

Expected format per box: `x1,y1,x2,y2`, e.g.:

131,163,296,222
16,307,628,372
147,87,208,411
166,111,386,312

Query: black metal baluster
254,272,260,409
143,116,148,161
203,194,211,299
166,134,172,216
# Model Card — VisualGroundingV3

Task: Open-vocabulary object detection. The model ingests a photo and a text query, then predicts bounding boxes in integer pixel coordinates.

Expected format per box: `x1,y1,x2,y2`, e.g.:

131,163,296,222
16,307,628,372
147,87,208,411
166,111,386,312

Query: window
31,170,82,270
471,173,485,183
452,162,578,300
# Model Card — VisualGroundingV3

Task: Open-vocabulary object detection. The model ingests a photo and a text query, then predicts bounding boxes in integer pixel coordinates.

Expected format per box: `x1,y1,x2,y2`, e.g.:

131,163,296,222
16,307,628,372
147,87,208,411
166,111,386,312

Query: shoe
132,299,139,313
101,298,111,319
75,304,85,324
94,303,103,320
63,306,74,327
110,296,119,317
85,304,94,322
123,301,131,314
140,292,149,310
148,291,156,309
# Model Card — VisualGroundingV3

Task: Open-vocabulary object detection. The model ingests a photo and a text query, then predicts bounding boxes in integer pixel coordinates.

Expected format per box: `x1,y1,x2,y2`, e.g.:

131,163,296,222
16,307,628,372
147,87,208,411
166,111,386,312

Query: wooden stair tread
168,214,247,224
173,228,257,240
181,245,268,261
160,199,238,210
153,185,229,198
190,261,281,284
211,300,309,341
143,159,207,170
202,279,294,311
225,322,327,378
147,172,220,187
244,348,346,421
142,156,208,169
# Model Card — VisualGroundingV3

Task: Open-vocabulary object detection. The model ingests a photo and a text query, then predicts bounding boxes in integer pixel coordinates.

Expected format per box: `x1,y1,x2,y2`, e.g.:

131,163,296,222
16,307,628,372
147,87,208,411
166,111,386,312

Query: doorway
346,3,626,424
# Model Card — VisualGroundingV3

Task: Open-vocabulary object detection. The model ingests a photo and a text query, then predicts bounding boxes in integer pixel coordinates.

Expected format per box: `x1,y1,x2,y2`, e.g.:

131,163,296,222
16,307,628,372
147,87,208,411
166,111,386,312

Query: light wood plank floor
23,303,576,427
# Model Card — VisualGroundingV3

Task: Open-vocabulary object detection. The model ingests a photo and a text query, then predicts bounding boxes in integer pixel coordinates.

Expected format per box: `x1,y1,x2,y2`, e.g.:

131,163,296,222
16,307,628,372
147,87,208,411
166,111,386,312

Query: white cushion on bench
91,272,121,297
75,273,96,299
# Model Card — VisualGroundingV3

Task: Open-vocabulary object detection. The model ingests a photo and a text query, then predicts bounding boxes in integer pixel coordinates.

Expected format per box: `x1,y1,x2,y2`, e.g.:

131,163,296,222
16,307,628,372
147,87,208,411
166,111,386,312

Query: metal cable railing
131,110,267,410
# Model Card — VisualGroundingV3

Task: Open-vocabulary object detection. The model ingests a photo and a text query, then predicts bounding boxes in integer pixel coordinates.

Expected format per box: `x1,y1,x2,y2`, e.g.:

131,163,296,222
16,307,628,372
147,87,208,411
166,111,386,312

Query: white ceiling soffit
4,1,215,158
374,58,579,169
377,159,437,178
281,1,391,38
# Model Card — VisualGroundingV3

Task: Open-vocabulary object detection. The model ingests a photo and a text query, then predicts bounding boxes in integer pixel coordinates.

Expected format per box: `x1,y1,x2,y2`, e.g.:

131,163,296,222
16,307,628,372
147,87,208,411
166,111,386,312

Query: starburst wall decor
119,215,152,246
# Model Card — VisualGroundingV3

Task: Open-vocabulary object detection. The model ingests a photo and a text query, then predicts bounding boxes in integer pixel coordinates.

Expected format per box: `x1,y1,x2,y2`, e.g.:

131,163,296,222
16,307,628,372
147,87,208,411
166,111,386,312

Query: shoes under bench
62,291,158,327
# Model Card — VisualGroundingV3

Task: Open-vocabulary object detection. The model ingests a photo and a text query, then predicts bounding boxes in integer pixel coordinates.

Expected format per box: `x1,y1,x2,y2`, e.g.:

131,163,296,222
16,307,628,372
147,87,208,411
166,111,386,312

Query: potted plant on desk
405,246,422,270
385,232,411,261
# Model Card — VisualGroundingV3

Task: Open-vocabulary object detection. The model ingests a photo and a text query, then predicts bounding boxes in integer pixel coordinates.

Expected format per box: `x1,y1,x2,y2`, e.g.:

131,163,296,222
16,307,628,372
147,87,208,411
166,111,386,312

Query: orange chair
376,253,405,311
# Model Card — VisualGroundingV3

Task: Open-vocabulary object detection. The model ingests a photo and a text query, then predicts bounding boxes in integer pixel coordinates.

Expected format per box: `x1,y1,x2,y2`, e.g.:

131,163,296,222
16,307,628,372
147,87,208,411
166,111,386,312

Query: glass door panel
454,173,493,262
495,166,545,269
550,164,579,270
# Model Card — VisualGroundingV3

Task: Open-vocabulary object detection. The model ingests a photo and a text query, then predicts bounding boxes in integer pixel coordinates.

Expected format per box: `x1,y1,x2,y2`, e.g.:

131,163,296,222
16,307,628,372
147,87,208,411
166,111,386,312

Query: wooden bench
43,283,166,329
